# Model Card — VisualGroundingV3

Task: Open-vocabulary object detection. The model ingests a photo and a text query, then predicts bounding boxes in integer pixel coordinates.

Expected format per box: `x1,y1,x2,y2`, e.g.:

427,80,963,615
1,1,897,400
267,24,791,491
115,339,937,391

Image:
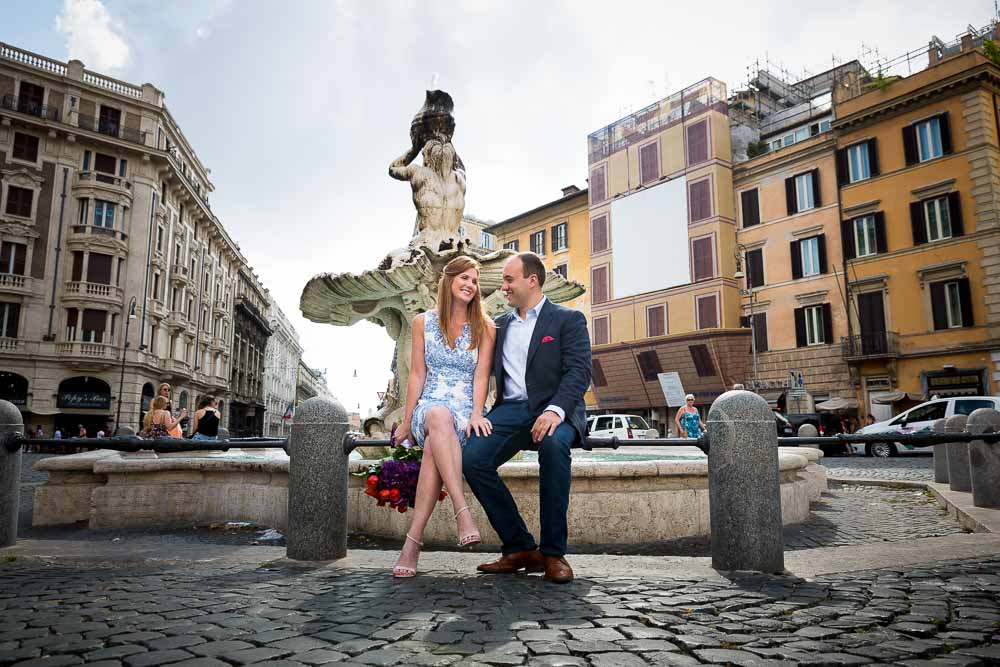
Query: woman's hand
467,415,492,438
393,422,413,447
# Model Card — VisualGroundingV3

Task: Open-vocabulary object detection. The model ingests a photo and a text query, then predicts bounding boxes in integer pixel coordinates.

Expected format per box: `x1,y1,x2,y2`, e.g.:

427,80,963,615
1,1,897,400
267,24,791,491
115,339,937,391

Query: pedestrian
865,414,875,427
142,396,186,438
675,394,706,439
77,424,87,438
35,425,43,438
156,382,184,438
190,396,220,441
732,383,745,390
96,429,105,438
53,428,62,439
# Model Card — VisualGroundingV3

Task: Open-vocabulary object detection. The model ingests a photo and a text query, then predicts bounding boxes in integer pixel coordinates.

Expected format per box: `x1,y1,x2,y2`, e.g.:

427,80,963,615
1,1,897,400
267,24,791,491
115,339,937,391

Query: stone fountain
299,90,583,436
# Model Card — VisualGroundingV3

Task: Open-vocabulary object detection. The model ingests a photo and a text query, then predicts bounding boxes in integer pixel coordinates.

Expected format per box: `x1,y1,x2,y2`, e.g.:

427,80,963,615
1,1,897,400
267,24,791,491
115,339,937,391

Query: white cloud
55,0,130,71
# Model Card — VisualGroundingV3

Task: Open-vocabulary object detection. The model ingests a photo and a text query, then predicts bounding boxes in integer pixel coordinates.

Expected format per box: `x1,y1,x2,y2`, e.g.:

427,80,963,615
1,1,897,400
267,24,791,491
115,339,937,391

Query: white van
854,396,1000,457
587,414,658,440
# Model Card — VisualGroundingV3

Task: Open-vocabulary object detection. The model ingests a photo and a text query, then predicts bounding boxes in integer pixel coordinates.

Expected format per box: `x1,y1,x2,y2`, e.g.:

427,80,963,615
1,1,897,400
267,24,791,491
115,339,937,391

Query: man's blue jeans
462,400,575,556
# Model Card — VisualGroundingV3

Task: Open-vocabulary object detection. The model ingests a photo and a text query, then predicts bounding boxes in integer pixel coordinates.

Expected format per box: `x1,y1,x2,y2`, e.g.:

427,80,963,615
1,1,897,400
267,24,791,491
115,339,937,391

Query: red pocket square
541,335,555,343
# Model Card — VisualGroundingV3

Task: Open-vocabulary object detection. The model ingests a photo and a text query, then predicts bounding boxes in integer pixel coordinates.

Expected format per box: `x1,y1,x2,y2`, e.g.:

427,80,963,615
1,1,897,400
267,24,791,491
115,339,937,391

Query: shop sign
58,391,111,410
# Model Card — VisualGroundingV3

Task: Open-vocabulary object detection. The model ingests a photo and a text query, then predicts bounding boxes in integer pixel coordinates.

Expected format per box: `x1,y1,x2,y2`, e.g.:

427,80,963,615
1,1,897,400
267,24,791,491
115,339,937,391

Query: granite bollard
797,423,818,439
945,414,971,492
708,390,783,573
0,399,23,548
966,408,1000,508
287,396,349,561
931,418,949,483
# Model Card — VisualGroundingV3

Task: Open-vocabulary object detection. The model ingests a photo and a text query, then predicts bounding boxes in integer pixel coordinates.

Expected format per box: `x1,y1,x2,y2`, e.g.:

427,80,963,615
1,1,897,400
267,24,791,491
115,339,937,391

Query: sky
7,0,998,416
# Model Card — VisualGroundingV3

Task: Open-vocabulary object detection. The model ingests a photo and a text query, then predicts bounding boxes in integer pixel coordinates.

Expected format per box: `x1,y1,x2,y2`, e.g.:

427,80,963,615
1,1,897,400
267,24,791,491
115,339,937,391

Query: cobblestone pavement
1,555,999,666
822,456,934,483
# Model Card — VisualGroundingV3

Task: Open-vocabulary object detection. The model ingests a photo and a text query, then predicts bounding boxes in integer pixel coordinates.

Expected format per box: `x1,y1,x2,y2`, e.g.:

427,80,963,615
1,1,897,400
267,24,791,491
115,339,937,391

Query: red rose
438,491,448,502
365,488,378,499
397,505,407,513
366,475,379,488
389,489,401,502
379,489,390,500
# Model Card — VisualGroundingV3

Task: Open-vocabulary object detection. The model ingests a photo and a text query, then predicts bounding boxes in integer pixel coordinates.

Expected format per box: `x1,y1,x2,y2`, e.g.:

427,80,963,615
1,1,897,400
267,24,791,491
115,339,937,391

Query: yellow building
584,78,749,428
834,36,1000,420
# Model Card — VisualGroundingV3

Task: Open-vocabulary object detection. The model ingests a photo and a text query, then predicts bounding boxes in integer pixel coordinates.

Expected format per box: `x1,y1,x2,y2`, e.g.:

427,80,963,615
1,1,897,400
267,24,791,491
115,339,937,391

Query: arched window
0,372,29,406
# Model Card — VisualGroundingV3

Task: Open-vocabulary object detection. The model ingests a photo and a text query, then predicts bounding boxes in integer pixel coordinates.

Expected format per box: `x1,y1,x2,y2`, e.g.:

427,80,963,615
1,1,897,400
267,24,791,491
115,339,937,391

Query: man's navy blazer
492,298,592,442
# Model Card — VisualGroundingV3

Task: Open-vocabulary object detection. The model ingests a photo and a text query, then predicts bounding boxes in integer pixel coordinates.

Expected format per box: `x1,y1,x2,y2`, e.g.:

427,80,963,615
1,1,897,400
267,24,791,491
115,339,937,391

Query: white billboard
610,175,689,299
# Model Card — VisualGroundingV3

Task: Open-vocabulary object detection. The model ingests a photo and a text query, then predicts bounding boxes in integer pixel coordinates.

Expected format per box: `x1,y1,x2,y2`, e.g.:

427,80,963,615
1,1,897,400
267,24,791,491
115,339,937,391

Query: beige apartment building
0,42,261,435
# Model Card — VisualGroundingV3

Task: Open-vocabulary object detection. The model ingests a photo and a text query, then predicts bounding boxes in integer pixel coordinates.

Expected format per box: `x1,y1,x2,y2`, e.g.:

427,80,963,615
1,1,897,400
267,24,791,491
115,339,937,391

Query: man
463,252,591,583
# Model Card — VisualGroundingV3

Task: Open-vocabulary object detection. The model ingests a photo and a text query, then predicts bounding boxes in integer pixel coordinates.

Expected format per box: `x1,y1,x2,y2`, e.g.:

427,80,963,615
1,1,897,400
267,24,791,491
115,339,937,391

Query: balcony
56,341,118,369
842,332,899,362
76,113,146,145
213,298,227,312
148,298,166,318
166,311,186,332
63,281,123,304
0,337,24,353
74,170,133,201
0,273,31,295
169,264,192,287
69,224,129,246
162,358,193,378
1,94,60,122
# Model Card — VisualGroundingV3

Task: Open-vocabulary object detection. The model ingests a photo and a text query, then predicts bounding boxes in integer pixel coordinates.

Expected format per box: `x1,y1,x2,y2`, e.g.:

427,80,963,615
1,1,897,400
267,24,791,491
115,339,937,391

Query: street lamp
733,243,758,387
114,297,137,436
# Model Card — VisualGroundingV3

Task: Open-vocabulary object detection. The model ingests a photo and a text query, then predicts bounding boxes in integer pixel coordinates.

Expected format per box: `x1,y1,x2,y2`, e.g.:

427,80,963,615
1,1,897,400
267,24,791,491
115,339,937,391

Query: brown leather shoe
477,549,546,574
543,556,574,584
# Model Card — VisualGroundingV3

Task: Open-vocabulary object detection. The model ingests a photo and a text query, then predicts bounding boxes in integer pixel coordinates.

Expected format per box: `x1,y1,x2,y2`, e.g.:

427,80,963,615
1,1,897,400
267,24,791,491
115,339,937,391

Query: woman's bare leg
424,407,478,540
394,436,442,572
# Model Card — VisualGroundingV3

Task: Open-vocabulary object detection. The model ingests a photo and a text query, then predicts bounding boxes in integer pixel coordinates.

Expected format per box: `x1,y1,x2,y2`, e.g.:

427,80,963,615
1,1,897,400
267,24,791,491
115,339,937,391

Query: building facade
833,33,1000,420
296,361,333,405
229,268,271,437
263,294,301,437
0,42,252,435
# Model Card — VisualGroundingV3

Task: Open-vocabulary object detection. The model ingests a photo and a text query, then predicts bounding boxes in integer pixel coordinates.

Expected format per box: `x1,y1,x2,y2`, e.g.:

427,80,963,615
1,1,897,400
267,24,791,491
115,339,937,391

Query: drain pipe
139,191,157,350
45,167,69,340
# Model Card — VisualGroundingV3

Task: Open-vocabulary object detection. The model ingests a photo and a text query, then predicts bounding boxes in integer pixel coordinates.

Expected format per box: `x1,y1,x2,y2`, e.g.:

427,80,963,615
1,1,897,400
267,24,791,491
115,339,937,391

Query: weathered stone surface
945,414,972,492
708,390,784,573
287,396,350,561
0,399,24,548
966,407,1000,508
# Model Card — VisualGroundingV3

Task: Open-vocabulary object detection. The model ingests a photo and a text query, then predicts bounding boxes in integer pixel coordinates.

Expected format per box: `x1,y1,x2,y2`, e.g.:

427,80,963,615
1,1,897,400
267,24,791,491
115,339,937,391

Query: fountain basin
32,447,825,546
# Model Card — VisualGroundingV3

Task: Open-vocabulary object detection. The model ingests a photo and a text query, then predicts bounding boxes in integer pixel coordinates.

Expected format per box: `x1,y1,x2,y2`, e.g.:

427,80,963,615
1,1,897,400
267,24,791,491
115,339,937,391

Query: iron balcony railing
1,94,60,121
841,331,899,361
76,112,146,145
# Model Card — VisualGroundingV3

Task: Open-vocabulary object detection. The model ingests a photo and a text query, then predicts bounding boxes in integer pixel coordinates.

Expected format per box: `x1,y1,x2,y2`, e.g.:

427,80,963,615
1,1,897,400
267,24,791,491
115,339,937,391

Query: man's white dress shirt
501,296,565,421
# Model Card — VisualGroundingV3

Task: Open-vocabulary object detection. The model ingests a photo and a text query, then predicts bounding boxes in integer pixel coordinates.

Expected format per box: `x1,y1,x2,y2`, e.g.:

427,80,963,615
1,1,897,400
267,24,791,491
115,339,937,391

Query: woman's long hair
143,396,168,431
436,255,492,350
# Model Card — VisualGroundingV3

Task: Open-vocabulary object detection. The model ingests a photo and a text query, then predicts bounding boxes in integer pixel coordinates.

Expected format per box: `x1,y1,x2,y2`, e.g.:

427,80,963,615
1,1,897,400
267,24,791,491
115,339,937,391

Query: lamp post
114,297,137,436
733,243,758,387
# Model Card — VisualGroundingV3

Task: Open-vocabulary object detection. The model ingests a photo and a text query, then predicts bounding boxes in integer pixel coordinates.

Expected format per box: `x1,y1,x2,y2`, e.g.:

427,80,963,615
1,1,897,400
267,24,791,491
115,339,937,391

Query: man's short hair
517,252,546,288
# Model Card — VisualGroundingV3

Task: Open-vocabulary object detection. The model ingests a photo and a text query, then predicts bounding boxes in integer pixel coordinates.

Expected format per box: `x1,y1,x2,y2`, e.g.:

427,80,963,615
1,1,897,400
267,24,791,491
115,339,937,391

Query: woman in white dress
391,255,496,577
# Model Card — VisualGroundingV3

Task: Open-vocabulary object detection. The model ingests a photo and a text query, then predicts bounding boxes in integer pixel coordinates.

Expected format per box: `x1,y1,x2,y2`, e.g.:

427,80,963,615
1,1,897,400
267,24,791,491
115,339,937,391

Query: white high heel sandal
455,506,481,548
392,534,423,578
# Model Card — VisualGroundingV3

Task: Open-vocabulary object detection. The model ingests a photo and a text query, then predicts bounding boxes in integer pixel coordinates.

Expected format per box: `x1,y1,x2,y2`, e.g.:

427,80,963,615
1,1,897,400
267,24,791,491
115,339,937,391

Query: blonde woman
391,256,496,577
156,382,184,438
142,396,186,438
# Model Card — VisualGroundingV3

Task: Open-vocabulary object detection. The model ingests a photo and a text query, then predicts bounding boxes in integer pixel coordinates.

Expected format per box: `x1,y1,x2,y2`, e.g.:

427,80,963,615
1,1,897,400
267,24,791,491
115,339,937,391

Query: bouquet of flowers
354,425,447,513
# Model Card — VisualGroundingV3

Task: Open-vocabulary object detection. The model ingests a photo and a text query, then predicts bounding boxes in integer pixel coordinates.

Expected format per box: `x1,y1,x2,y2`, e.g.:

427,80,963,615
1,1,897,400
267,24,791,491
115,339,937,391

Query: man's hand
531,410,563,444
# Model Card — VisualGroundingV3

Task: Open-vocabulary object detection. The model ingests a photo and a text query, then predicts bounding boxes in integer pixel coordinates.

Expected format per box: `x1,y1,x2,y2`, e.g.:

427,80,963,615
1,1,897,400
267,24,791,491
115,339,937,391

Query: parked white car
587,414,658,440
853,396,1000,457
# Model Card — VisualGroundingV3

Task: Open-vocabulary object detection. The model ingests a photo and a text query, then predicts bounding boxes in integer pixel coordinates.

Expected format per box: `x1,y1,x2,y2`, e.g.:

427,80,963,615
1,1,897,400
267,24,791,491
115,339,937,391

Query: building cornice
733,135,837,184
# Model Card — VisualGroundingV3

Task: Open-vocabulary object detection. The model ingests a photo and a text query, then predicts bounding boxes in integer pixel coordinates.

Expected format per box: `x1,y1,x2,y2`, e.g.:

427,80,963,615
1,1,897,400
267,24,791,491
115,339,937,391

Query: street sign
657,372,686,407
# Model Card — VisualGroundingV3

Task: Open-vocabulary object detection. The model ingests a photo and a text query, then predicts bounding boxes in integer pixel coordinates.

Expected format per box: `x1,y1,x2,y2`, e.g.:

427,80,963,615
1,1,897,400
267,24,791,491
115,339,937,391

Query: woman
191,396,220,441
142,396,186,438
390,256,496,577
156,383,184,438
675,393,706,439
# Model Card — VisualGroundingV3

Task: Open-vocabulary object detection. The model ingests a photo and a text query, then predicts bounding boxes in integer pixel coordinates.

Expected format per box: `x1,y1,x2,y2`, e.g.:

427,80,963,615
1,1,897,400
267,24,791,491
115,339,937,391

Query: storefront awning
816,397,860,412
872,391,924,404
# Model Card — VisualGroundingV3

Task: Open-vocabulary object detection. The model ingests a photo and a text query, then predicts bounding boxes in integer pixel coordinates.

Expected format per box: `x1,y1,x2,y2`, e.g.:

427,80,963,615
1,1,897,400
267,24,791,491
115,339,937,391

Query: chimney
561,185,581,197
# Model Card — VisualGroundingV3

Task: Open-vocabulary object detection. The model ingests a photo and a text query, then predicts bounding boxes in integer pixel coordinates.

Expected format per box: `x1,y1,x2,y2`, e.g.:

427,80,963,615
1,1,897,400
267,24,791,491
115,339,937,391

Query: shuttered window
0,302,20,339
592,266,609,304
0,242,27,275
794,304,833,347
592,358,608,387
688,179,711,223
530,230,546,255
12,132,39,162
930,278,973,330
551,222,568,252
740,189,760,227
87,253,113,285
696,294,718,329
639,141,660,185
636,350,662,381
5,186,33,217
81,309,106,343
646,305,666,337
593,316,610,345
686,120,708,165
745,248,764,289
690,344,716,377
591,214,609,253
590,164,607,204
503,240,519,251
692,236,715,282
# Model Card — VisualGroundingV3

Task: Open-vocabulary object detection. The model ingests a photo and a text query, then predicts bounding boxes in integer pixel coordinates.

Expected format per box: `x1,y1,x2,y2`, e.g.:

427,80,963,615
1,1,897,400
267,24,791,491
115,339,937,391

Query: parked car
853,396,1000,457
774,411,795,436
781,412,850,455
587,414,658,440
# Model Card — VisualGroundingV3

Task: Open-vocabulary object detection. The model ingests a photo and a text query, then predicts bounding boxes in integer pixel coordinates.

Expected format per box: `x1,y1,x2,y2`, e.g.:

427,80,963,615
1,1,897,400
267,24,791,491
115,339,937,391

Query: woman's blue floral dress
679,408,703,438
411,311,479,447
